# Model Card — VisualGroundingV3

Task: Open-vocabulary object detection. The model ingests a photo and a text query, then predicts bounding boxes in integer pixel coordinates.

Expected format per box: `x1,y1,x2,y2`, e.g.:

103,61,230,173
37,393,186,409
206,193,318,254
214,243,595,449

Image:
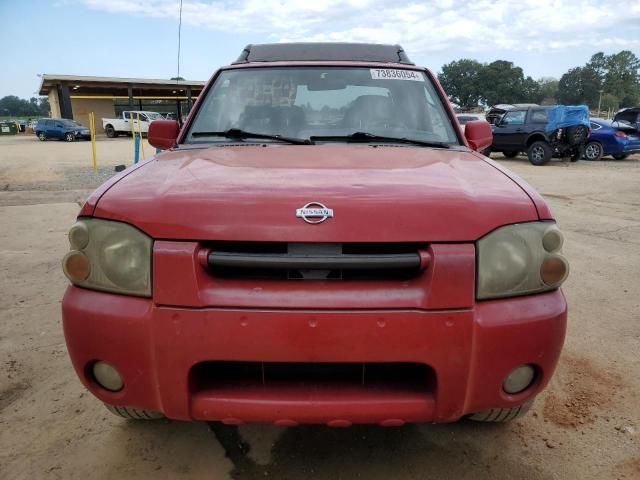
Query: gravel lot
1,134,638,480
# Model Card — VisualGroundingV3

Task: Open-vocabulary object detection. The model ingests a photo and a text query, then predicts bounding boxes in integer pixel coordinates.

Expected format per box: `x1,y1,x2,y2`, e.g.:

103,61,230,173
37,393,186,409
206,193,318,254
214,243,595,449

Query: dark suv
489,106,589,165
35,118,91,142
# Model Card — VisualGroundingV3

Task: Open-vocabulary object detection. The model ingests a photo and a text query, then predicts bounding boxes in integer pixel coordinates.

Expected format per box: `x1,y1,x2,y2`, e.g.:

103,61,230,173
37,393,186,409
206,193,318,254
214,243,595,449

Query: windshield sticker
370,69,424,81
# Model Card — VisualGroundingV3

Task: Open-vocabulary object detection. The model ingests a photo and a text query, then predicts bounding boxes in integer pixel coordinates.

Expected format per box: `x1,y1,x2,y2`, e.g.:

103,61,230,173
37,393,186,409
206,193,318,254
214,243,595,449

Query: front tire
468,400,534,422
527,141,552,166
612,153,629,160
38,132,46,141
584,142,603,161
105,404,163,420
65,132,75,142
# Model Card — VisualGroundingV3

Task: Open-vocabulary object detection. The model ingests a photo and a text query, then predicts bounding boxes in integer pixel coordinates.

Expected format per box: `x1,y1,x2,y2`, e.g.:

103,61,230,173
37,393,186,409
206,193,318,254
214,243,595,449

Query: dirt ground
1,134,638,480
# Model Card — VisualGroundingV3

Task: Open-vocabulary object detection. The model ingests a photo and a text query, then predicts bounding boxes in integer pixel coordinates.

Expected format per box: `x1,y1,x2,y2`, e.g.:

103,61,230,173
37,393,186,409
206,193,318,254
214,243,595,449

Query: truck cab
102,111,164,138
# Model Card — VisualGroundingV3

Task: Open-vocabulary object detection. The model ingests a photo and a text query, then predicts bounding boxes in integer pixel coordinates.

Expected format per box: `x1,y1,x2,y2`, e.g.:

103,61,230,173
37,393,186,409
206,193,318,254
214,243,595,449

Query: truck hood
93,145,540,242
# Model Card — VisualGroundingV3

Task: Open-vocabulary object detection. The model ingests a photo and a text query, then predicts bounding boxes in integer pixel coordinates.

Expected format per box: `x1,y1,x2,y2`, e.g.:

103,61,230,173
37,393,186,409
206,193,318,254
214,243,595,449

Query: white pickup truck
102,111,165,138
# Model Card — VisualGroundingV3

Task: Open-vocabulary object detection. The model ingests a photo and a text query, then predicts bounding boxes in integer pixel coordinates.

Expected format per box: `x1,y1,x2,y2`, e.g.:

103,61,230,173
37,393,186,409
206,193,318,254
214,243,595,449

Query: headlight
62,219,152,296
477,221,569,299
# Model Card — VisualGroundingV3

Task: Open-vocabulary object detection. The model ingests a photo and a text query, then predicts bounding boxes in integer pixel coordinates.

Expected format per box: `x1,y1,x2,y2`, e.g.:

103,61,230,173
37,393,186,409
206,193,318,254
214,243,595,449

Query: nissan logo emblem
295,202,334,224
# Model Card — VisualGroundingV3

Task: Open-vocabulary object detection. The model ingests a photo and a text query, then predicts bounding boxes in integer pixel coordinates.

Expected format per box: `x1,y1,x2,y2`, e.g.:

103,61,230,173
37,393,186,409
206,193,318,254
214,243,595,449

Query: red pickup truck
61,43,568,426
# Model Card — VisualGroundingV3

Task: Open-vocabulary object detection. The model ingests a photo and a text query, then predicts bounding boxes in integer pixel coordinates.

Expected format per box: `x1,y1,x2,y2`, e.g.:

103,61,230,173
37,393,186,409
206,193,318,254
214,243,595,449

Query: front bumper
62,286,566,425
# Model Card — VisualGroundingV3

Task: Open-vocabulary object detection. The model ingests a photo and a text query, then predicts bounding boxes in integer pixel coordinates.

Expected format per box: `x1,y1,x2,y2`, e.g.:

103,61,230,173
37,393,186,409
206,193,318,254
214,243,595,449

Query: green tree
38,97,50,116
522,76,542,103
557,67,600,106
600,93,619,112
586,52,608,83
575,50,640,108
0,95,50,117
537,77,559,104
477,60,532,105
602,51,640,107
438,59,484,109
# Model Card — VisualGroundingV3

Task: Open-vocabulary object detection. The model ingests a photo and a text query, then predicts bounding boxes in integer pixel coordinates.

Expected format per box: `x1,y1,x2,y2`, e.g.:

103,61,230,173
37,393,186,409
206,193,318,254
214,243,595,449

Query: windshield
146,112,164,120
185,67,459,145
60,119,80,127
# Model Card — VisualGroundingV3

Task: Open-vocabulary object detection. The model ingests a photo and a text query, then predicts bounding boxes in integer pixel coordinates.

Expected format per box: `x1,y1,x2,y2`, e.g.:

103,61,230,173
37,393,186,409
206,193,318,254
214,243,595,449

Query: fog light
62,251,90,282
503,365,536,394
92,361,123,392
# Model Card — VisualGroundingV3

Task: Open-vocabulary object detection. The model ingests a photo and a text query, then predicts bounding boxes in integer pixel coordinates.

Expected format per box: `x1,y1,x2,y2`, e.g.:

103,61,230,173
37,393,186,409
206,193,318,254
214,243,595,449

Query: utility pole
597,89,604,116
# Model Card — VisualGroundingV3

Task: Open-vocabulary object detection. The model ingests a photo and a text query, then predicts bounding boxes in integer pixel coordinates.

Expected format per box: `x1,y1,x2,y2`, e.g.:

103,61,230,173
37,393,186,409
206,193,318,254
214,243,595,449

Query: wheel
527,141,552,166
105,404,163,420
566,125,588,145
105,125,117,138
468,399,534,423
65,132,75,142
480,147,492,157
612,153,629,160
38,132,46,141
503,150,519,158
584,142,603,161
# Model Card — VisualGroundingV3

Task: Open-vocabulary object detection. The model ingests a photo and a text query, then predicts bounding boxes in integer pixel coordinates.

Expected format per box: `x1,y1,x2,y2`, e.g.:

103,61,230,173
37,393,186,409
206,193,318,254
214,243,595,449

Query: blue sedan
585,119,640,160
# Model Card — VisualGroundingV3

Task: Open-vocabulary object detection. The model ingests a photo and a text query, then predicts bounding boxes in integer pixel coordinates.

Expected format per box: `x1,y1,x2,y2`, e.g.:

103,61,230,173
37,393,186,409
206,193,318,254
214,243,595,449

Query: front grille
190,361,434,392
205,242,424,280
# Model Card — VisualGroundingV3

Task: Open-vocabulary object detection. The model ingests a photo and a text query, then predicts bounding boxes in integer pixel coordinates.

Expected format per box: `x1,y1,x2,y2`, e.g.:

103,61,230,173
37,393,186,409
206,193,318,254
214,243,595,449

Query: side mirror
464,120,493,152
148,120,180,150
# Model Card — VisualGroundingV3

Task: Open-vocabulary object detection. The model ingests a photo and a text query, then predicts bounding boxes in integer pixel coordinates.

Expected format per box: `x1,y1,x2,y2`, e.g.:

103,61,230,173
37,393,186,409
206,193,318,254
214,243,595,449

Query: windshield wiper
310,132,451,148
190,128,313,145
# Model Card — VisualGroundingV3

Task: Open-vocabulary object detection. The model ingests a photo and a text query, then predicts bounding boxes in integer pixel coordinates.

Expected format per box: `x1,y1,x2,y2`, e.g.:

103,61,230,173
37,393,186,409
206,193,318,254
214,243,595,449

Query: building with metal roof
38,74,206,133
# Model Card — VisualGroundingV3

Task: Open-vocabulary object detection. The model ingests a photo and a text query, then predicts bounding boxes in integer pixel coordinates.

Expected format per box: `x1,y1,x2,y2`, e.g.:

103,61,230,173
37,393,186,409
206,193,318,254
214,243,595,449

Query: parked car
489,105,590,165
102,111,164,138
612,107,640,131
61,43,568,426
34,118,90,141
27,119,39,130
0,121,19,135
485,104,539,125
584,118,640,160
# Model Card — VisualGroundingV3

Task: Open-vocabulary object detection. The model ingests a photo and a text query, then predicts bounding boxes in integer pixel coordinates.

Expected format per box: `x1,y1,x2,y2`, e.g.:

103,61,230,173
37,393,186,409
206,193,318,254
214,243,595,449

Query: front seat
342,95,401,131
238,105,306,136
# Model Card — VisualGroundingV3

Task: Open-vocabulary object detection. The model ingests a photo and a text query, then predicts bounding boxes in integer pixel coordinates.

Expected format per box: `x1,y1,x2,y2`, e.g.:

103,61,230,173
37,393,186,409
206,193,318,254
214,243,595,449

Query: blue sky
1,0,639,99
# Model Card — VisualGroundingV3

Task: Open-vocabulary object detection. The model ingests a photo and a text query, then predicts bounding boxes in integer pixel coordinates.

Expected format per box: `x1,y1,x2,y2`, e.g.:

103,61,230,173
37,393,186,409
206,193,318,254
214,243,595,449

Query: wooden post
89,112,97,170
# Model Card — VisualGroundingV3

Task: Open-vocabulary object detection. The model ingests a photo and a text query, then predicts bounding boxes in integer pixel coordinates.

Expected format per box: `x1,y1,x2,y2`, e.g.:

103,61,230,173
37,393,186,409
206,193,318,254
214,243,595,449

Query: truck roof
233,43,414,65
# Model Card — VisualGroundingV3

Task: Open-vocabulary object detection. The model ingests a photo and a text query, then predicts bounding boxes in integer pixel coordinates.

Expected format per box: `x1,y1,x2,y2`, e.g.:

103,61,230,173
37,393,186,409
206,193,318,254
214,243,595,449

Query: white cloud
80,0,640,57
